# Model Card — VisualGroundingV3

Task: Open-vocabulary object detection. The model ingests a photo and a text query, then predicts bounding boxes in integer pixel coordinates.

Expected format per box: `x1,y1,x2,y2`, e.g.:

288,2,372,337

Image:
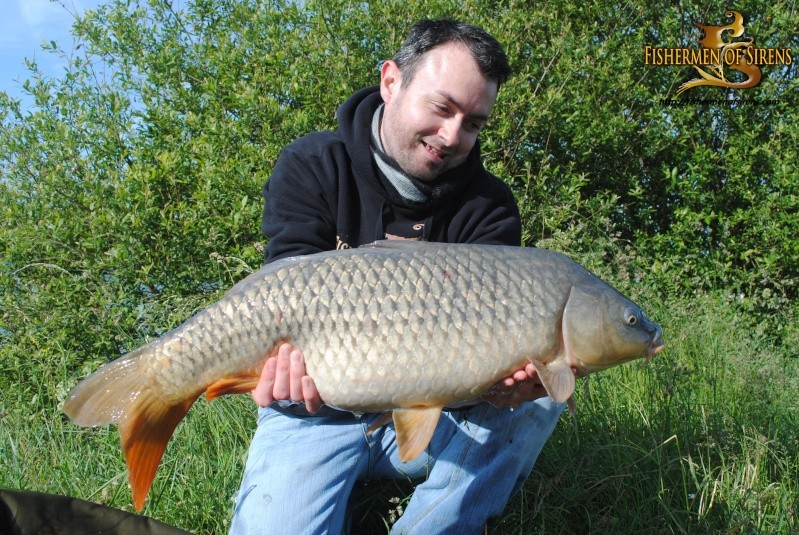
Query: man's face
379,43,499,181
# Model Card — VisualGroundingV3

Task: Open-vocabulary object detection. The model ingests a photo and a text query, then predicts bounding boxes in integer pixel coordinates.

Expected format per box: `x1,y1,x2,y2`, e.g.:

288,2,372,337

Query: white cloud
1,1,98,49
0,0,103,104
0,1,72,51
17,0,66,28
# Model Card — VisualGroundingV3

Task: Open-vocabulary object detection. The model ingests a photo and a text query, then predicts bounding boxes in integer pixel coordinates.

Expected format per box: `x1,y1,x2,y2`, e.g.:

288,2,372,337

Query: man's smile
422,140,448,161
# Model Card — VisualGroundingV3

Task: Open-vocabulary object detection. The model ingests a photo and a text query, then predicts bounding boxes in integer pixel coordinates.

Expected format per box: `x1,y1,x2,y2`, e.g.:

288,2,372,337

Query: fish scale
64,240,664,511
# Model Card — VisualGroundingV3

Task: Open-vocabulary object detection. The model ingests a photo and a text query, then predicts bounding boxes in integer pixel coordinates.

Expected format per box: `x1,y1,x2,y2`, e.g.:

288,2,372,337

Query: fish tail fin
63,351,149,428
122,394,196,511
63,348,201,511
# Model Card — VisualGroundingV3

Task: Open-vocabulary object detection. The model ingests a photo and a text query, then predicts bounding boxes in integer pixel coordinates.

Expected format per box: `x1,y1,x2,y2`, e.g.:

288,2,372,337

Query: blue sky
1,0,105,108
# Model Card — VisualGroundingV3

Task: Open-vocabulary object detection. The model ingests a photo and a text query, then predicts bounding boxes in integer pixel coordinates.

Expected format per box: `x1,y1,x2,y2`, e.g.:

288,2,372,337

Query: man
230,20,567,534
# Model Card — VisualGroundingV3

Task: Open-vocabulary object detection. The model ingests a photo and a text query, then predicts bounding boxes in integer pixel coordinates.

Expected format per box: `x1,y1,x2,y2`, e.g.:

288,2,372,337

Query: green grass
1,294,797,534
489,296,799,534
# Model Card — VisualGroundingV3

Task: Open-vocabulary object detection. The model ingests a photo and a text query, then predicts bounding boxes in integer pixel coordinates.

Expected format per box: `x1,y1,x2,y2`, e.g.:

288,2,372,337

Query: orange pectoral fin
120,393,200,511
393,406,443,462
530,358,576,404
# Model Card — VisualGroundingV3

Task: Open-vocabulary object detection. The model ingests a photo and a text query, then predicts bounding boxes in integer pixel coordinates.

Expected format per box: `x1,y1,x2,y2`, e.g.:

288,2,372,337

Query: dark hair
392,20,511,87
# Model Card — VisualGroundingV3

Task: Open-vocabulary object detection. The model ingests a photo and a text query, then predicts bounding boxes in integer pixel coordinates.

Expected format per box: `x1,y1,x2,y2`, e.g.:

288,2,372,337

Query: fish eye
624,307,639,326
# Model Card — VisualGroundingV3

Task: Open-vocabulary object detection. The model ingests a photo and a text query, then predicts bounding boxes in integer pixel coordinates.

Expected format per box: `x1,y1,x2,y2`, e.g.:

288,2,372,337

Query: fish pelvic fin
63,349,202,511
205,371,261,400
204,340,290,400
366,412,394,436
530,358,575,404
393,406,443,462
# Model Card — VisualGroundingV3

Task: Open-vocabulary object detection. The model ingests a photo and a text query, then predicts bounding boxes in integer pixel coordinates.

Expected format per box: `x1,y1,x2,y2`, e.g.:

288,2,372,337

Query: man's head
379,20,510,181
392,20,511,89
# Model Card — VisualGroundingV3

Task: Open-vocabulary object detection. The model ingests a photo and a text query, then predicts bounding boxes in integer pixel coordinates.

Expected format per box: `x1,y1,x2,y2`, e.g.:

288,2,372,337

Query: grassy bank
1,294,796,534
494,295,799,534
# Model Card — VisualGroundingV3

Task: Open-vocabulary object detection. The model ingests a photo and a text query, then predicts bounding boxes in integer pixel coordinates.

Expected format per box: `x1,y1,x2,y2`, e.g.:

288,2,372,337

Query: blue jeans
230,398,564,535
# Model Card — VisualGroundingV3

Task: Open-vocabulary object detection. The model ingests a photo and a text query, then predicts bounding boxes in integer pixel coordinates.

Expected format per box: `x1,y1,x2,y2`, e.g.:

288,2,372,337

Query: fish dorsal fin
530,358,575,404
393,406,443,462
360,239,450,252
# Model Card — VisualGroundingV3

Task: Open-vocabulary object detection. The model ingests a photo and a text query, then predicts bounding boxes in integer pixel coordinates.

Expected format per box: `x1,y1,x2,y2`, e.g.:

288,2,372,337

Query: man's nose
439,119,463,148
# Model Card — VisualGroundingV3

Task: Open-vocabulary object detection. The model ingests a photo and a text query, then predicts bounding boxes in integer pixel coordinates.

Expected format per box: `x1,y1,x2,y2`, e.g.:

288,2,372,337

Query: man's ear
379,59,402,104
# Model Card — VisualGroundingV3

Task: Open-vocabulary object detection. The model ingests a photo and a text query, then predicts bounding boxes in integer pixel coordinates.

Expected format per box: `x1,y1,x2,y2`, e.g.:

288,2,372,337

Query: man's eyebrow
434,90,490,122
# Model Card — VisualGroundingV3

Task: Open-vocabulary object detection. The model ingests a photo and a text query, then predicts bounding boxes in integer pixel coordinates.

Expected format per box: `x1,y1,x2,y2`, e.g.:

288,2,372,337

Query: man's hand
482,363,569,409
252,343,323,413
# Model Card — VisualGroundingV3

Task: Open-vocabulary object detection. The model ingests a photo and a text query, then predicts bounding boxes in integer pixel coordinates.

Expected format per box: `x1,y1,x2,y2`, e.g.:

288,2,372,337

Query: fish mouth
645,329,665,361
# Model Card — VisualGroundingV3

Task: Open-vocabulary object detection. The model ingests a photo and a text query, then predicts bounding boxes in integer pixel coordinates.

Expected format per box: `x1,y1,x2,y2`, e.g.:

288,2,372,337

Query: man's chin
399,158,454,182
415,162,453,182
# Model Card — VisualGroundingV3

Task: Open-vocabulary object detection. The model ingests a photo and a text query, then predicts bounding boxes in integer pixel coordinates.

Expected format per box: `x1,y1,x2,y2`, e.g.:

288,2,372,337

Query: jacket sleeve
448,174,522,247
261,139,339,263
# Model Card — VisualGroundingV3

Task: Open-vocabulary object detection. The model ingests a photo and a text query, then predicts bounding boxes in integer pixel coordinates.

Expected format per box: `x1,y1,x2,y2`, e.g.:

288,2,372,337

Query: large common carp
64,241,664,510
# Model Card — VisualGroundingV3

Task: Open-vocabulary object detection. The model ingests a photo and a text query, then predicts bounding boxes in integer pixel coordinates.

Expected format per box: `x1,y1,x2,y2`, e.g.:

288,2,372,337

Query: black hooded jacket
261,86,521,262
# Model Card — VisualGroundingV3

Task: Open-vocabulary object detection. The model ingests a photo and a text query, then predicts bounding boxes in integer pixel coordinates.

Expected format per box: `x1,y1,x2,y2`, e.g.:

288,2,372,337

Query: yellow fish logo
676,10,762,95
